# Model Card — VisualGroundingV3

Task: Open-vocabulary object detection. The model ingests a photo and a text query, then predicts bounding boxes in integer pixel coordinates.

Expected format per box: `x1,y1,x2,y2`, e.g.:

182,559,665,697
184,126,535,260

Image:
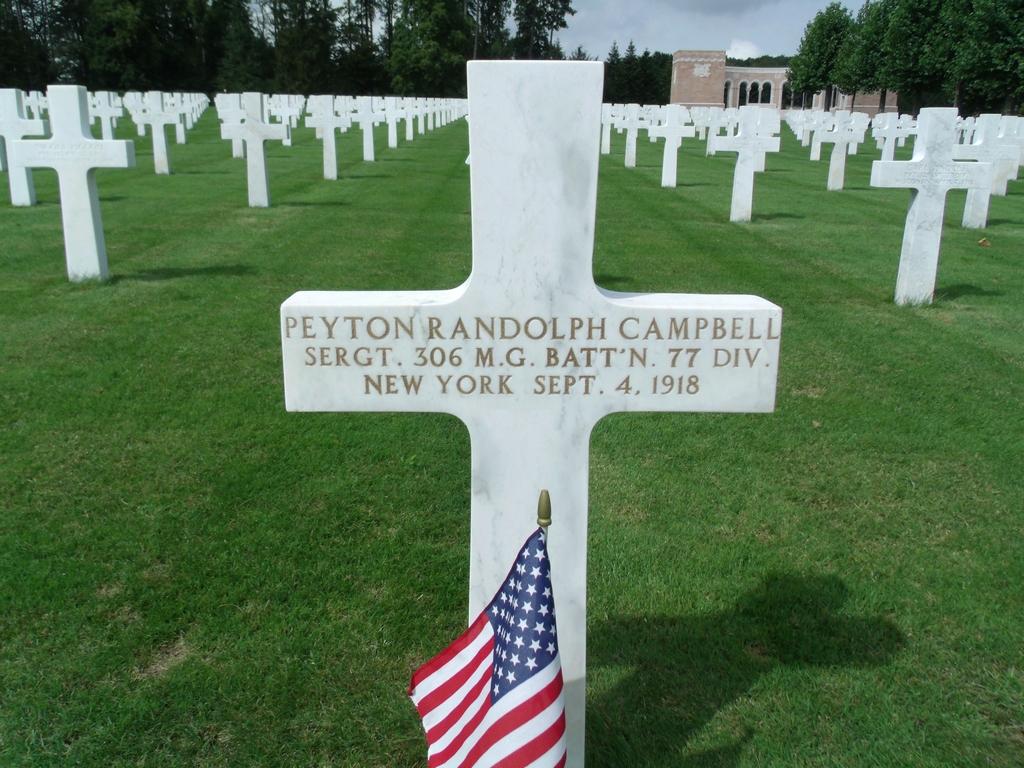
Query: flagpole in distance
537,489,551,530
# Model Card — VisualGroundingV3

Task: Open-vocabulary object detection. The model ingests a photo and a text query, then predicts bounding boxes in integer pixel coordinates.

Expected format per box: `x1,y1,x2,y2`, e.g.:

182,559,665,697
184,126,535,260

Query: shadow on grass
936,283,1004,300
756,212,805,221
587,573,903,766
176,170,232,175
110,264,256,283
278,200,350,208
986,219,1024,227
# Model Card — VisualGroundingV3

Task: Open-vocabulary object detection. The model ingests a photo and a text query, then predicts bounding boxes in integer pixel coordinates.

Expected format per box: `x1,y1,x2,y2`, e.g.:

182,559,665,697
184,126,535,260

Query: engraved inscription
283,313,781,400
895,163,973,188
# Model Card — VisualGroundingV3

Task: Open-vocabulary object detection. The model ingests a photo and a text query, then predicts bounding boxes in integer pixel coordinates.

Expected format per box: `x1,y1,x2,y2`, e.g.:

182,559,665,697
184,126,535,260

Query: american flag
409,528,567,768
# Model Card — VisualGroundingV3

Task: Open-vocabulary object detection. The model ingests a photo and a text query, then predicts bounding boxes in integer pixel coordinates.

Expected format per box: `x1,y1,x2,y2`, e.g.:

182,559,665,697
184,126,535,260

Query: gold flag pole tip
537,489,551,529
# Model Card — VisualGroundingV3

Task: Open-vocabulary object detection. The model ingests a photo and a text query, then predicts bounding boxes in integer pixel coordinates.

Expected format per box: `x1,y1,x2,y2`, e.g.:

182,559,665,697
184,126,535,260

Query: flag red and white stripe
409,528,566,768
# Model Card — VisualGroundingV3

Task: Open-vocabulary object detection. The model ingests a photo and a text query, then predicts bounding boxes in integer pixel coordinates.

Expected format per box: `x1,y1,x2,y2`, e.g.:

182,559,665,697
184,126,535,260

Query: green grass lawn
1,110,1022,767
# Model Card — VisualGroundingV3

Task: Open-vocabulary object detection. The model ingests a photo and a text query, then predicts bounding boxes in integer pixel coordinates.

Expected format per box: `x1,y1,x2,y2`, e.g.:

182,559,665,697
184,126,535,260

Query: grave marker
220,92,288,207
647,104,695,187
953,113,1019,229
89,91,123,141
10,85,135,281
134,91,179,174
715,104,780,222
0,88,48,206
870,108,991,305
305,96,352,180
280,61,782,766
353,96,385,161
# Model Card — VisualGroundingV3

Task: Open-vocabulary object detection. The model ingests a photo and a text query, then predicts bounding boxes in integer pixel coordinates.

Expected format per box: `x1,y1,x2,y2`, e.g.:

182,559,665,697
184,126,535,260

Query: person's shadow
587,573,904,766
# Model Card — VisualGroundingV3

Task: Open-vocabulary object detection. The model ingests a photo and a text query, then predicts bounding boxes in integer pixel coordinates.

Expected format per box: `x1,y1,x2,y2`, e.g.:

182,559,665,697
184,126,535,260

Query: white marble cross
214,93,246,158
220,92,288,207
870,108,991,305
23,90,47,119
715,104,780,222
89,91,123,141
403,98,415,142
616,103,644,167
383,96,404,149
280,61,781,767
134,91,180,175
352,96,385,161
871,113,910,162
1,88,48,206
647,104,695,187
11,85,135,281
305,95,351,180
953,114,1019,229
817,110,861,190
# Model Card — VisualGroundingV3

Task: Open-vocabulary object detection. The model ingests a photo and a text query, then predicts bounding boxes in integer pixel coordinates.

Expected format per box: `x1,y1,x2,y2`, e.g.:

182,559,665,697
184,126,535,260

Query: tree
834,0,893,105
468,0,510,59
881,0,952,113
0,0,53,89
787,1,854,108
512,0,574,59
946,0,1024,113
603,40,622,101
388,0,471,96
567,44,592,61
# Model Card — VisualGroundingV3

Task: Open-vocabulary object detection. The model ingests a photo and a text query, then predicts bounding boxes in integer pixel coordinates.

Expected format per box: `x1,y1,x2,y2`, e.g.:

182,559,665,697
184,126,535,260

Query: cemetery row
2,84,1021,308
0,86,467,282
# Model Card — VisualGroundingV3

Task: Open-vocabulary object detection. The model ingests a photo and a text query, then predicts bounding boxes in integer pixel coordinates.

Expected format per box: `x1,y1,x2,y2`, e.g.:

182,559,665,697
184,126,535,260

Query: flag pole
537,489,551,530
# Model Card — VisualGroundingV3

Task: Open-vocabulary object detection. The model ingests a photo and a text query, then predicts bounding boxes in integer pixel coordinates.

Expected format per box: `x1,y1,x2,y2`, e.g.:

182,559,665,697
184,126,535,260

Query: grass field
1,108,1022,767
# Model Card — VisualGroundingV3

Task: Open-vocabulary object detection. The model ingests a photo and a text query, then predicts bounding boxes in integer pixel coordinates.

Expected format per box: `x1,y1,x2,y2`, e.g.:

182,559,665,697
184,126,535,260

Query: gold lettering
354,347,373,366
500,317,521,339
748,318,761,339
366,317,390,340
476,317,495,339
335,347,349,366
395,317,414,339
302,316,316,338
569,317,584,339
644,319,663,340
668,317,689,340
437,375,453,394
344,316,362,338
428,317,444,340
731,318,743,340
619,317,639,340
695,318,708,339
506,348,525,367
550,318,565,340
451,317,470,339
629,348,647,368
476,347,495,367
588,317,606,340
304,347,316,365
321,316,339,339
285,317,298,338
524,317,547,340
319,347,332,366
713,318,726,339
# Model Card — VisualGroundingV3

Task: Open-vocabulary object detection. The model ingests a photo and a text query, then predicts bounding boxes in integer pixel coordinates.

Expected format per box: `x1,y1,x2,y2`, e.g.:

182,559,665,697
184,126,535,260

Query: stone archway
739,81,749,106
761,82,772,105
724,80,733,108
749,82,760,104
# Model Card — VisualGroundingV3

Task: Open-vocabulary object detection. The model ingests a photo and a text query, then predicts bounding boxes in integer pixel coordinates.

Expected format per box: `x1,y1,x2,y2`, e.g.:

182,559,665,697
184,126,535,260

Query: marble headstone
10,85,135,281
280,61,782,767
870,108,991,305
0,88,48,206
220,92,288,207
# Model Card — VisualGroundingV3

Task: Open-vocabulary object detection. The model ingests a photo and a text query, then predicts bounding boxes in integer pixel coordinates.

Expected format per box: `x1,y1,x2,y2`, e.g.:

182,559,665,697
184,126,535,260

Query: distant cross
280,61,782,767
647,104,695,187
89,91,123,141
352,96,385,162
134,91,180,175
816,110,862,190
384,97,404,149
993,116,1023,195
0,88,48,206
870,107,991,305
808,111,834,161
952,113,1019,229
163,93,189,144
403,98,415,142
305,96,351,181
214,93,247,158
715,104,781,222
871,113,910,162
220,92,288,207
704,107,728,156
11,85,135,281
615,103,644,168
23,90,46,119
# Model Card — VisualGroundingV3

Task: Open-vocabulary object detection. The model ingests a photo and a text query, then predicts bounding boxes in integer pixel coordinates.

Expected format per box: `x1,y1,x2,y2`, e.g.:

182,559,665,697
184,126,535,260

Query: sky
555,0,853,60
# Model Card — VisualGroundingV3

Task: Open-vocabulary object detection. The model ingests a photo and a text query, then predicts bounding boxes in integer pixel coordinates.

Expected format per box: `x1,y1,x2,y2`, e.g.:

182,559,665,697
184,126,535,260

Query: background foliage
788,0,1024,114
0,0,575,95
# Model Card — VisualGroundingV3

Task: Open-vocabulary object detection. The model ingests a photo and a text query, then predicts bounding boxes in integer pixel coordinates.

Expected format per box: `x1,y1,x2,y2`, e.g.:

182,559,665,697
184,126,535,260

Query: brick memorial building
670,49,896,117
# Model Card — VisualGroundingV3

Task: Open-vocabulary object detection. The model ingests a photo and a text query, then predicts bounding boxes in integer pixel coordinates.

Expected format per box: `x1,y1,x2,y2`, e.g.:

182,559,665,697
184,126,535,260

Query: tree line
0,0,576,96
787,0,1024,115
602,41,672,105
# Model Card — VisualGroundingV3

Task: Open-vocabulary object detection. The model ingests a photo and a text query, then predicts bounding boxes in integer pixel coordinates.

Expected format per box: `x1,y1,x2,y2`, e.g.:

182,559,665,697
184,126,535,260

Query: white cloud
726,39,763,59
